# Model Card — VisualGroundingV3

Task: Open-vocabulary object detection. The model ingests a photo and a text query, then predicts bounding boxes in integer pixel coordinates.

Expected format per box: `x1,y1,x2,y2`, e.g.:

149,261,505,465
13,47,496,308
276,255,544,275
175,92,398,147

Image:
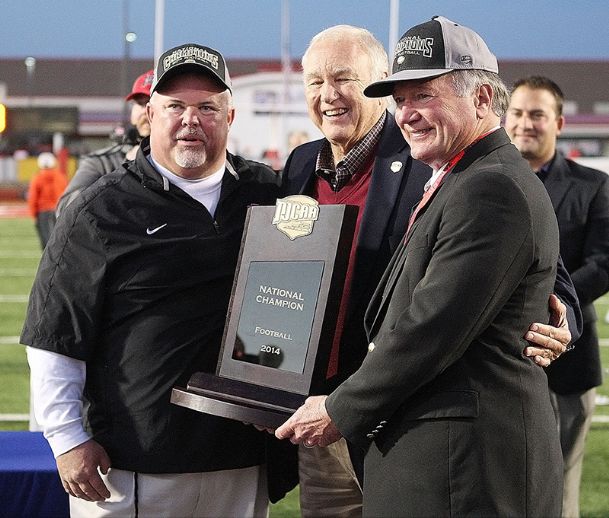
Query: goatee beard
175,148,206,169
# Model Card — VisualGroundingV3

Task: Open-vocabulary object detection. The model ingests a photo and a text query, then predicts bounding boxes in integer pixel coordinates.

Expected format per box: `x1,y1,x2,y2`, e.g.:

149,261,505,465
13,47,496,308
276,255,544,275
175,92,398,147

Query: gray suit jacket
326,129,563,517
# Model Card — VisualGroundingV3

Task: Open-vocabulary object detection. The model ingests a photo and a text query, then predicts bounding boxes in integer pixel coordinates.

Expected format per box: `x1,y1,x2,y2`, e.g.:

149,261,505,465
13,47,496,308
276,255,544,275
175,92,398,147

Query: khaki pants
70,465,268,518
298,438,362,518
551,388,596,518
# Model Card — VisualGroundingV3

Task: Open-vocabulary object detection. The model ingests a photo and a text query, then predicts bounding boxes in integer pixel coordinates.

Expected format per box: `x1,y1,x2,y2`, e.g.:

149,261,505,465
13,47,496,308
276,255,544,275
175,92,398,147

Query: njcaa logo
395,36,434,62
272,195,320,240
163,46,219,72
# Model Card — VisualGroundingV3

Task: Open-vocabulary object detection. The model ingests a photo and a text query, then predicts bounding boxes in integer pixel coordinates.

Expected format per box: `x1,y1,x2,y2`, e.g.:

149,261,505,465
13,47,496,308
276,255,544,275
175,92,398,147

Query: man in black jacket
506,75,609,518
22,44,282,517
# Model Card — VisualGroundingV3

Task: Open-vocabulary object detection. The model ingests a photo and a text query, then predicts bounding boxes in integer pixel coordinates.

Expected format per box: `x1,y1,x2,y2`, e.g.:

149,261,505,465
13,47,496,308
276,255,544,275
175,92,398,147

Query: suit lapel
404,129,512,240
365,129,514,337
367,175,456,335
349,116,412,318
544,154,573,212
287,143,322,195
357,116,410,252
404,170,458,242
365,240,409,337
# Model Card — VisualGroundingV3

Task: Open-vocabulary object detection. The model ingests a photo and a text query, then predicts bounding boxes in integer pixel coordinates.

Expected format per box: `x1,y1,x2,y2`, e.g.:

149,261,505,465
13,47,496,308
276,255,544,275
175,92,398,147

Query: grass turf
1,216,608,516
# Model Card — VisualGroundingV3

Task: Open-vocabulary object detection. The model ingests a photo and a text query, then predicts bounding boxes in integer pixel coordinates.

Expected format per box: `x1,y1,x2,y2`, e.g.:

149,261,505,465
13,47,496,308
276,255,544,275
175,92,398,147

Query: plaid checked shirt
315,112,386,192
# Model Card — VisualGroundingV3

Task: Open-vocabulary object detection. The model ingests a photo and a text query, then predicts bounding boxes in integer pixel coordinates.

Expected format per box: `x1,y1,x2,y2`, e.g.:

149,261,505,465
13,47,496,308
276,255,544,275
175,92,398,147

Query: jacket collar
542,152,573,211
450,128,512,176
404,128,513,240
356,113,411,251
132,137,241,194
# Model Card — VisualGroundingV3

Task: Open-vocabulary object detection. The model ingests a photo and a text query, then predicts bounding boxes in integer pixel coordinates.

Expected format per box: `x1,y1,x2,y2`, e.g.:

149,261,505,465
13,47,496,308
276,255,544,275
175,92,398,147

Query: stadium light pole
154,0,165,66
24,57,36,106
121,0,137,130
280,0,291,161
388,0,399,60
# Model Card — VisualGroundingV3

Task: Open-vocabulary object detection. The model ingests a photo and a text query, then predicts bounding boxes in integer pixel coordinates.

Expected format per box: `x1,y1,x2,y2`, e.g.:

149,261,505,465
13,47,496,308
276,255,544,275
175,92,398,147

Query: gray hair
449,70,510,117
302,25,389,82
223,89,234,109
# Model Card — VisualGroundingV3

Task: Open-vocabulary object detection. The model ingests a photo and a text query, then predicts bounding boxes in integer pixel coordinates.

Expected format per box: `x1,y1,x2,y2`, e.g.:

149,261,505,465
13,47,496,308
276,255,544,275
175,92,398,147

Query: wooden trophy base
171,372,307,429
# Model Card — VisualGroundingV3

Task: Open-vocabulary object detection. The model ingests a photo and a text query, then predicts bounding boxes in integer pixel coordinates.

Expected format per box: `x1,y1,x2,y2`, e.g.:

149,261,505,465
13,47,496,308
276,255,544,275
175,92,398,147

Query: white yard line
0,336,20,345
0,414,29,422
0,295,29,303
0,251,40,258
0,269,37,276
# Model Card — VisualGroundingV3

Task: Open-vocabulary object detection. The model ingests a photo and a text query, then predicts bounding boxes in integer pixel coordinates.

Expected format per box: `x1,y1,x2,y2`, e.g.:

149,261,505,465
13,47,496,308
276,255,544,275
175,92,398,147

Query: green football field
1,216,607,517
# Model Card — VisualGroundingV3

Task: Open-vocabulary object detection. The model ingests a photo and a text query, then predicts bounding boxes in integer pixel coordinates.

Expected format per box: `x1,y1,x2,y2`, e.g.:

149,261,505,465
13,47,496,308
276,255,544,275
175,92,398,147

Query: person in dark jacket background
506,75,609,518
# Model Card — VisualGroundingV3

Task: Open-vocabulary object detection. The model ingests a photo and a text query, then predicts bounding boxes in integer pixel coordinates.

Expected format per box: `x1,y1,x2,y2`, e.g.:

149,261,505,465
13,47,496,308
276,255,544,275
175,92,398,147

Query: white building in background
2,56,609,182
228,71,321,166
0,69,323,170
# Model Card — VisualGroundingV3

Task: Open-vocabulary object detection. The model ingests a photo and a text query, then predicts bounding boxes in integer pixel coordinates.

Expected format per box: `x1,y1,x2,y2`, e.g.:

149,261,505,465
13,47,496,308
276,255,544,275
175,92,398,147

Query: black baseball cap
151,43,232,94
365,16,498,98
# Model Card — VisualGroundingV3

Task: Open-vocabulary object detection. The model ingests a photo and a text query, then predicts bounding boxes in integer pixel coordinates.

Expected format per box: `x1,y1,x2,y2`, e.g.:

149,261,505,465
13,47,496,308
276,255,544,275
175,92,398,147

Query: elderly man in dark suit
277,17,565,517
506,75,609,518
281,25,430,517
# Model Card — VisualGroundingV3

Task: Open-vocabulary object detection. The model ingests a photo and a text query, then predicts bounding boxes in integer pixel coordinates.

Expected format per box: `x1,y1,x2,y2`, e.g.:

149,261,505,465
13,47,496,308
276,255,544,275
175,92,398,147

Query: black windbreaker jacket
22,140,282,474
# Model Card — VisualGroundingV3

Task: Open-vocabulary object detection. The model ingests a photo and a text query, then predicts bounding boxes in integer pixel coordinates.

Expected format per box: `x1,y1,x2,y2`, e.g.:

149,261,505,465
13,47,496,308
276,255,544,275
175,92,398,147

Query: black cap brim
152,63,231,95
364,69,453,98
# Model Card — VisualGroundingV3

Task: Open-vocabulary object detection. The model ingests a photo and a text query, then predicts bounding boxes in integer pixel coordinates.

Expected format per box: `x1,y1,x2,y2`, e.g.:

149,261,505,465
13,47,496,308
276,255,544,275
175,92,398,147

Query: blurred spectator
567,147,582,159
506,75,609,518
56,69,153,216
287,130,309,153
261,148,282,171
27,152,67,248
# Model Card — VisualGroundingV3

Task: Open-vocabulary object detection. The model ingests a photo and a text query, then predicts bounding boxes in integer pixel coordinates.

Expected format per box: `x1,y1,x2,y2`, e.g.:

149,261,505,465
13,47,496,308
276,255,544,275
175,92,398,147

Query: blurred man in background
27,151,67,248
506,75,609,518
56,69,153,215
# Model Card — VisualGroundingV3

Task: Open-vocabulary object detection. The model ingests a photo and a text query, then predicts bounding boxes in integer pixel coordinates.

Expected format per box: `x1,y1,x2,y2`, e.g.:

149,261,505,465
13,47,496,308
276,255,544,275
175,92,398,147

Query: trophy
171,195,357,428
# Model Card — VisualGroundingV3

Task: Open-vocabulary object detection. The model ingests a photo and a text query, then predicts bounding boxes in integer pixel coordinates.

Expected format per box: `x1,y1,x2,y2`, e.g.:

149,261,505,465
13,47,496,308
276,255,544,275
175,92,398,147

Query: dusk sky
2,0,608,61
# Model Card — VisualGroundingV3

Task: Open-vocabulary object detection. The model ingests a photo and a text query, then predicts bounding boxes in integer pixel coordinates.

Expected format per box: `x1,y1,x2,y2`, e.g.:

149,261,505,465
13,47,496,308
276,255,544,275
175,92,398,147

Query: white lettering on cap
395,36,434,58
162,46,220,72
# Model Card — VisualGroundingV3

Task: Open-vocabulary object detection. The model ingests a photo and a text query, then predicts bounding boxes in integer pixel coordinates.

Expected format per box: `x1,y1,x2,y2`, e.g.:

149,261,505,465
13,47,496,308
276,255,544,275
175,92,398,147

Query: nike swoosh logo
146,223,168,235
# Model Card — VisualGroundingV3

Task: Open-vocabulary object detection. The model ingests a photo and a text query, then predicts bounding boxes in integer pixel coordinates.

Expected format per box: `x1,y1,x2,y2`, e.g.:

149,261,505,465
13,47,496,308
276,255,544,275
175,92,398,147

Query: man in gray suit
506,75,609,518
278,17,563,517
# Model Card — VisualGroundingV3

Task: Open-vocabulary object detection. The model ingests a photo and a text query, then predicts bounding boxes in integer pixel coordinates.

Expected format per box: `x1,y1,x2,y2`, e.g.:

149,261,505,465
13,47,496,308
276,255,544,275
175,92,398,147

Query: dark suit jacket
282,114,430,388
283,118,581,389
326,130,563,517
544,152,609,394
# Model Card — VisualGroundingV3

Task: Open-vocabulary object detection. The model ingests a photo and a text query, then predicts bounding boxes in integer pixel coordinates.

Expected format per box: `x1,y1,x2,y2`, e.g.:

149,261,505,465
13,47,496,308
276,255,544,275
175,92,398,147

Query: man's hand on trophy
275,395,342,448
